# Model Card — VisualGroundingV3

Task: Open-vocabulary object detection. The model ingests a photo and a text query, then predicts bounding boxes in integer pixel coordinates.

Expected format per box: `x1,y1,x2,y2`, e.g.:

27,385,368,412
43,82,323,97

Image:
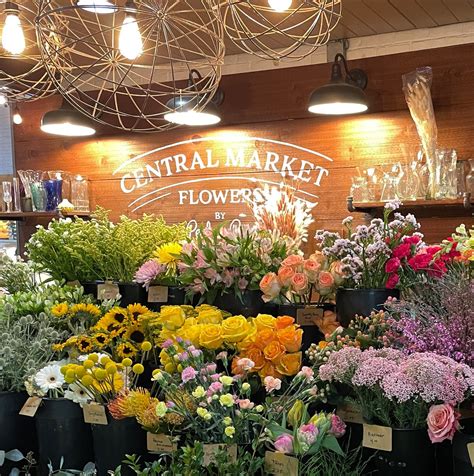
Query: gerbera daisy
64,383,89,405
116,342,138,359
51,303,69,318
35,364,65,393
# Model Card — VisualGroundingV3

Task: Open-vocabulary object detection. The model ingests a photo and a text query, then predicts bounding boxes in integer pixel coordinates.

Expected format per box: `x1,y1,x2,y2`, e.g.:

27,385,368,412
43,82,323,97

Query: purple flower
181,366,197,383
134,260,164,289
330,414,346,437
162,339,173,349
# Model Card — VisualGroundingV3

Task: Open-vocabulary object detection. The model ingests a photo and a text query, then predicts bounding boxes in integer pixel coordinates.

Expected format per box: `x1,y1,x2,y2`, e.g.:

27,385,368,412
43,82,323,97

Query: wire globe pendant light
222,0,342,61
0,1,57,102
36,0,225,132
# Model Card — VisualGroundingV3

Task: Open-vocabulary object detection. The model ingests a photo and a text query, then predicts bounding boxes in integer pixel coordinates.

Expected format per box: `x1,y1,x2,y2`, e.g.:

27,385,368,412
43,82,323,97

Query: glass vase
435,149,457,199
71,175,90,211
466,159,474,195
350,176,369,202
43,179,63,211
31,181,47,211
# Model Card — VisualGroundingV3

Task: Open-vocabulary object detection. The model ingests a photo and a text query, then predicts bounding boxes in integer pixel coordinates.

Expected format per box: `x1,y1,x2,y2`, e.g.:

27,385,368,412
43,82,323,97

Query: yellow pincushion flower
154,242,182,266
51,303,69,318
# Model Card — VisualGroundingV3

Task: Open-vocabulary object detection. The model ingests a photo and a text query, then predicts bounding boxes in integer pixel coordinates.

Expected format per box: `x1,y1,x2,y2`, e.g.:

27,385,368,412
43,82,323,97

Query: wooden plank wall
13,44,474,248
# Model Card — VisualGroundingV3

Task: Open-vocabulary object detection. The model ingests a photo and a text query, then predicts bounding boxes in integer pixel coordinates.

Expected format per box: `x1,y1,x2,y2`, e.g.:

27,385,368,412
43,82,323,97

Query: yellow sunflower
93,332,110,348
70,303,102,319
51,303,69,318
127,304,151,322
95,308,129,333
116,342,138,359
125,326,146,344
76,336,94,354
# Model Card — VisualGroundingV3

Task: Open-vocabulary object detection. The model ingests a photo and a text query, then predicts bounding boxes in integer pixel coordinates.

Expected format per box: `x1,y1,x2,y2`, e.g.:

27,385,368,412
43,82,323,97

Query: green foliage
26,209,188,283
0,254,37,294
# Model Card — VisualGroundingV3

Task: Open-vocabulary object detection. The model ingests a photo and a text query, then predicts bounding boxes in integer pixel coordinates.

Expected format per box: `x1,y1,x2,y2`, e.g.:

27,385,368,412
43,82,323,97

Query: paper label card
202,444,237,467
467,442,474,467
19,397,42,417
296,306,323,326
97,282,120,301
147,433,177,453
83,404,108,425
363,424,392,452
337,403,364,424
264,451,299,476
148,286,169,303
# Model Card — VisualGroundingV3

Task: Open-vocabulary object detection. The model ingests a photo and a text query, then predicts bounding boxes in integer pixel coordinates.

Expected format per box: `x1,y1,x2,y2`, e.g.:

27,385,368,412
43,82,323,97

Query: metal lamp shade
308,82,369,115
41,108,96,136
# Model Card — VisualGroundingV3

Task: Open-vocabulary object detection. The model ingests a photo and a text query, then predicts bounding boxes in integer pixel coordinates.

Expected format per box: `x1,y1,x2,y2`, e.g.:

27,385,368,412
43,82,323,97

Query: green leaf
321,435,345,456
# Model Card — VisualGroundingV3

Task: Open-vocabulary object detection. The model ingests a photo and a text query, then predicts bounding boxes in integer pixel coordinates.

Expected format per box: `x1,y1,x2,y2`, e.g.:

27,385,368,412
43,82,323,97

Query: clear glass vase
71,175,90,211
350,176,369,202
466,159,474,195
435,149,457,199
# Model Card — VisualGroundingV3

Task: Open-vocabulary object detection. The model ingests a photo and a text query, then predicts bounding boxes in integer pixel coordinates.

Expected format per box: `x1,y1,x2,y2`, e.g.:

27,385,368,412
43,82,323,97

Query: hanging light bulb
2,2,26,55
76,0,117,14
12,106,22,124
0,94,6,106
268,0,292,12
119,1,142,60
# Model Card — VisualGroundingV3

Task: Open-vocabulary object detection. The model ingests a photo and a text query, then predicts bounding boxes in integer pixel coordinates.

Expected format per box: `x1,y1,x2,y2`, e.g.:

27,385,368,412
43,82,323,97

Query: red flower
385,257,401,274
403,235,421,246
408,253,432,271
392,243,411,259
386,273,400,289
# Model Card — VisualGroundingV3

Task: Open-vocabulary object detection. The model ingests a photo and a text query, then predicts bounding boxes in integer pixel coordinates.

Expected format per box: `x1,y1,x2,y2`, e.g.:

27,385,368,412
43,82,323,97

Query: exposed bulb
119,13,142,60
13,109,22,124
268,0,292,12
76,0,117,14
2,11,26,55
0,94,6,106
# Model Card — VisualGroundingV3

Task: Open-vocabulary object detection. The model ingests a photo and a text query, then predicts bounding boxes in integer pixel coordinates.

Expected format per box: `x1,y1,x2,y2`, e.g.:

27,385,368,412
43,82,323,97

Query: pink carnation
181,366,197,383
238,399,255,410
329,414,346,437
264,376,282,393
385,257,401,274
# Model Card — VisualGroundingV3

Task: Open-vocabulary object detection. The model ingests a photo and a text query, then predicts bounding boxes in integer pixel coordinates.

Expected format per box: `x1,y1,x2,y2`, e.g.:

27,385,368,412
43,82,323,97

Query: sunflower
76,336,94,354
52,343,65,352
127,304,151,323
116,342,138,359
70,303,101,319
51,303,69,318
126,326,146,344
95,308,129,333
93,332,110,348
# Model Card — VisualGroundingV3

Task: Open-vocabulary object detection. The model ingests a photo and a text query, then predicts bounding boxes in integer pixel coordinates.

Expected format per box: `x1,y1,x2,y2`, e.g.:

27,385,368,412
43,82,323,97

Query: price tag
296,306,323,326
467,443,474,467
363,424,392,452
337,403,364,424
147,433,177,453
202,444,237,466
19,397,42,417
66,280,81,287
148,286,169,303
97,282,120,301
83,403,108,425
264,451,299,476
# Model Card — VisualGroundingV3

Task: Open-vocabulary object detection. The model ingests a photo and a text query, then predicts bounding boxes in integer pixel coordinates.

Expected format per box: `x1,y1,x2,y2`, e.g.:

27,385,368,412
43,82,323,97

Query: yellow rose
275,352,302,376
197,308,223,325
263,340,286,362
254,314,276,331
221,315,252,343
199,324,224,350
178,324,203,347
236,321,257,351
159,306,186,331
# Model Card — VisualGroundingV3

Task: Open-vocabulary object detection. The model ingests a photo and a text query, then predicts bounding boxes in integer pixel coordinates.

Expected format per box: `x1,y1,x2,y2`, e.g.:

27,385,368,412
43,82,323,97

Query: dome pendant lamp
41,101,96,137
308,53,369,115
164,69,223,127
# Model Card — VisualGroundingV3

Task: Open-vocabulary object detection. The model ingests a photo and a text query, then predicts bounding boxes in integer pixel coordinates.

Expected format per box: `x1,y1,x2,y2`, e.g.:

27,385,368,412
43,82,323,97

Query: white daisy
64,383,89,405
34,364,64,393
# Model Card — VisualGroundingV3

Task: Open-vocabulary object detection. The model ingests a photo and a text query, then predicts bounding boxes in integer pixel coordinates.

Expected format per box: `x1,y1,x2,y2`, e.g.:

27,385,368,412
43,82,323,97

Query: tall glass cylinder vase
71,175,90,211
31,181,47,211
435,149,457,199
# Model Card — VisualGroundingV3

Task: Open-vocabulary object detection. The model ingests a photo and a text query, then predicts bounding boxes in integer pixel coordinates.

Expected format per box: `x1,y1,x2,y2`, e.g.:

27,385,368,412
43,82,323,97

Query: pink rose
385,257,401,274
264,376,282,393
329,414,346,437
386,273,399,289
309,251,325,265
330,261,345,286
274,434,294,454
278,266,295,287
318,271,334,289
291,272,308,294
427,404,460,443
303,259,320,283
238,399,255,410
281,254,304,269
260,273,281,302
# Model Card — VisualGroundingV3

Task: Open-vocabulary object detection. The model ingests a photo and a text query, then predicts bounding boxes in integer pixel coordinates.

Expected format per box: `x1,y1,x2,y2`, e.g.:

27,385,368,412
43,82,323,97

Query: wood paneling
13,45,474,249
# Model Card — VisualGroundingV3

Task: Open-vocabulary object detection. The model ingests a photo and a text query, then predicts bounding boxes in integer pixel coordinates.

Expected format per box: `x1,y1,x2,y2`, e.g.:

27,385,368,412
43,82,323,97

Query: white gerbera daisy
34,364,64,393
64,383,89,405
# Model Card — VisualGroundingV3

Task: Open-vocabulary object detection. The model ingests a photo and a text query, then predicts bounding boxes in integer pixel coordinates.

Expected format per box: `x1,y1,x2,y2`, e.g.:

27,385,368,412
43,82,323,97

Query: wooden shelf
0,211,91,221
347,193,473,218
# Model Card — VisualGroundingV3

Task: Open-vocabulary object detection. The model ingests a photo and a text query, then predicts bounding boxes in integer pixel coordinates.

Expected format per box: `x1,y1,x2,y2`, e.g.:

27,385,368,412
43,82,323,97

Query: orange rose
278,266,295,286
281,254,304,269
258,361,283,379
259,272,281,302
255,328,276,350
275,315,295,330
309,251,325,265
291,273,308,294
245,345,266,371
277,326,303,353
276,352,302,376
263,340,286,362
303,259,320,283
